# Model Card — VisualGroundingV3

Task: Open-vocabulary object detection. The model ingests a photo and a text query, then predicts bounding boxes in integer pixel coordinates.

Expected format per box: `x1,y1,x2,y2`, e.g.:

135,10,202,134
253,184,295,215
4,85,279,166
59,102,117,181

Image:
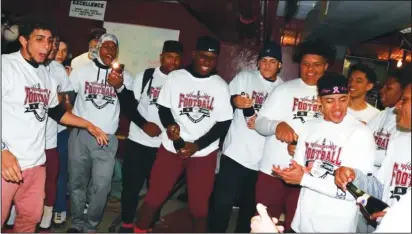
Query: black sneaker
66,228,81,233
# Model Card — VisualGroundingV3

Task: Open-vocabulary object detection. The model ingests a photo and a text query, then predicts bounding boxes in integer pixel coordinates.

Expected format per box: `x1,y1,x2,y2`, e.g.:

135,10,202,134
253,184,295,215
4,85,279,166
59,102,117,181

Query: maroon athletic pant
45,148,59,207
255,171,300,231
135,146,217,232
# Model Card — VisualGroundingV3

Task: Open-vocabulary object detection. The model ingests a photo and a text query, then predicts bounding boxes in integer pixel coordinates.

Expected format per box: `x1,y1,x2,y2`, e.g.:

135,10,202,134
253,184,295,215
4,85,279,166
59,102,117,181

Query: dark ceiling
176,0,411,47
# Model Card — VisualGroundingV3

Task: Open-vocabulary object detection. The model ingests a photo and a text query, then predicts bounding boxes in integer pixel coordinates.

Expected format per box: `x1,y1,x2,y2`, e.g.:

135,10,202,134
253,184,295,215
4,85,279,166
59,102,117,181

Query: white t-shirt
128,67,167,148
45,61,73,149
71,52,92,71
367,107,399,172
375,188,411,233
348,103,380,123
374,132,411,207
257,78,323,174
70,61,133,134
223,70,283,170
156,69,233,157
291,114,376,233
2,51,59,170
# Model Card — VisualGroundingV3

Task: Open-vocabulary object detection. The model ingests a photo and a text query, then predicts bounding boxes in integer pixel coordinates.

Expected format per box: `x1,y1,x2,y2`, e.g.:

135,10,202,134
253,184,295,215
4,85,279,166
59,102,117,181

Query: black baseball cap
195,36,220,55
163,40,184,54
258,41,282,62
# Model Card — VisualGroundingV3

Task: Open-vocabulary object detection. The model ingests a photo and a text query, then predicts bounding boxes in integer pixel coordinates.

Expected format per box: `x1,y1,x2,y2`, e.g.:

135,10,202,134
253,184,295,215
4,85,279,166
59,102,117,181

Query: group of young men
1,15,411,234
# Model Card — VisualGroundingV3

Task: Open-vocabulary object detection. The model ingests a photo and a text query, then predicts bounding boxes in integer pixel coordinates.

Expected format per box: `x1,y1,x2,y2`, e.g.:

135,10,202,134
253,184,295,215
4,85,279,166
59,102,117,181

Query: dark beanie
317,72,349,96
258,41,282,62
195,36,220,55
88,27,106,43
162,40,184,54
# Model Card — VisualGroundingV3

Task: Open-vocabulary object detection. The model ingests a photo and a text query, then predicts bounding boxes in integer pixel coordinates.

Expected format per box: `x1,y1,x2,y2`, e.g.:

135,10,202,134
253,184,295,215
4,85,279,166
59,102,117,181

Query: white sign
69,0,107,21
103,21,180,75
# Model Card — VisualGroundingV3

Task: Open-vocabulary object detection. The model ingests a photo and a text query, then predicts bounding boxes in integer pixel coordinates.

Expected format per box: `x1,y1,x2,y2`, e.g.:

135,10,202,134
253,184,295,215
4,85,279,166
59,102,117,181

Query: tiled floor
3,187,283,233
50,186,240,233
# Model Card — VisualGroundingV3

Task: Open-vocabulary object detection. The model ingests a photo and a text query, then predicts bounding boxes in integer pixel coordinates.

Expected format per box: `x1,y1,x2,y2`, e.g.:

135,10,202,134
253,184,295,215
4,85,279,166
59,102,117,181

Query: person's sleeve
215,83,234,122
1,58,12,99
366,112,386,167
68,66,82,93
117,87,148,128
352,169,384,200
122,70,134,91
193,82,233,150
157,75,176,128
158,105,177,128
352,138,396,200
58,65,73,92
131,71,145,102
228,73,244,110
255,86,284,136
374,190,411,233
156,74,172,108
301,127,376,201
292,127,308,165
194,120,231,151
48,79,60,108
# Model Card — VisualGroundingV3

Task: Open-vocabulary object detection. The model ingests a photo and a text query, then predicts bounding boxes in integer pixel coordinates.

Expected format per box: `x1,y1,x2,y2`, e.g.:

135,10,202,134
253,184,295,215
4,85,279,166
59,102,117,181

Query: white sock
6,205,16,225
39,206,53,228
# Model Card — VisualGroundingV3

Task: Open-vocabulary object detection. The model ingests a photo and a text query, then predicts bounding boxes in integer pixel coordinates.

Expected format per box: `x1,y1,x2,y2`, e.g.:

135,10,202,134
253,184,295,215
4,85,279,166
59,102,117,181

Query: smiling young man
132,36,233,233
66,34,133,233
272,72,375,232
208,41,284,233
353,70,409,233
335,77,411,231
107,40,184,233
347,63,380,123
71,27,106,71
253,39,336,231
1,17,107,233
368,70,408,172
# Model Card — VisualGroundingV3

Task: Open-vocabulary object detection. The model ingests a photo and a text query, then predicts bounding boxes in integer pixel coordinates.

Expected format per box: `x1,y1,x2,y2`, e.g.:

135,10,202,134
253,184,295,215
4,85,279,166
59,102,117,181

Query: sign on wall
69,0,107,21
103,21,180,76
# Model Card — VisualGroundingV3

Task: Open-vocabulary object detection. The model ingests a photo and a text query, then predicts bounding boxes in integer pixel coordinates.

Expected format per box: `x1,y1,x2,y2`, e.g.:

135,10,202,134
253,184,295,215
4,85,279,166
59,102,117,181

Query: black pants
120,139,158,224
208,155,258,233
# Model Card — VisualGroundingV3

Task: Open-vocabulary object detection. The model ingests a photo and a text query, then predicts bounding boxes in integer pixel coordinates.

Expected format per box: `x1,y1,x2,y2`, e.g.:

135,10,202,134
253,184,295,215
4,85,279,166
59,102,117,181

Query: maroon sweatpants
255,171,300,231
135,146,217,232
45,148,59,207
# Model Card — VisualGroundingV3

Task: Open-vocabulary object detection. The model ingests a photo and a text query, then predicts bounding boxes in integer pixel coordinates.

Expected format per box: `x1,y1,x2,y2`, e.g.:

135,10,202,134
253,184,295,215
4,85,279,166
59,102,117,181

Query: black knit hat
317,72,349,96
195,36,220,54
88,27,106,43
258,41,282,62
162,40,184,54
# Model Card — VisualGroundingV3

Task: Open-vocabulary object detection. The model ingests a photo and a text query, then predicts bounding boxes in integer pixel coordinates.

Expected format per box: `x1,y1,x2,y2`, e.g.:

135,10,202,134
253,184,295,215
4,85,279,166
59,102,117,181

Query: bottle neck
346,182,365,198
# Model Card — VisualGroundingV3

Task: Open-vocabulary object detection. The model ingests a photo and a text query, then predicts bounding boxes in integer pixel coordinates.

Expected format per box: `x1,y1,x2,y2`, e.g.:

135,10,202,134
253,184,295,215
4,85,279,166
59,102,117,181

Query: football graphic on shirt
178,90,215,123
23,84,51,122
304,138,343,170
149,86,162,107
84,81,116,109
292,96,322,123
374,128,391,150
389,161,411,201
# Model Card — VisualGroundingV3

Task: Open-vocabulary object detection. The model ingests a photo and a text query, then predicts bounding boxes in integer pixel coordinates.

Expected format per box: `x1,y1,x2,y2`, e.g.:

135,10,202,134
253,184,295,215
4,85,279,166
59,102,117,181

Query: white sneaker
84,203,89,214
53,211,67,227
39,206,53,229
6,205,16,226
